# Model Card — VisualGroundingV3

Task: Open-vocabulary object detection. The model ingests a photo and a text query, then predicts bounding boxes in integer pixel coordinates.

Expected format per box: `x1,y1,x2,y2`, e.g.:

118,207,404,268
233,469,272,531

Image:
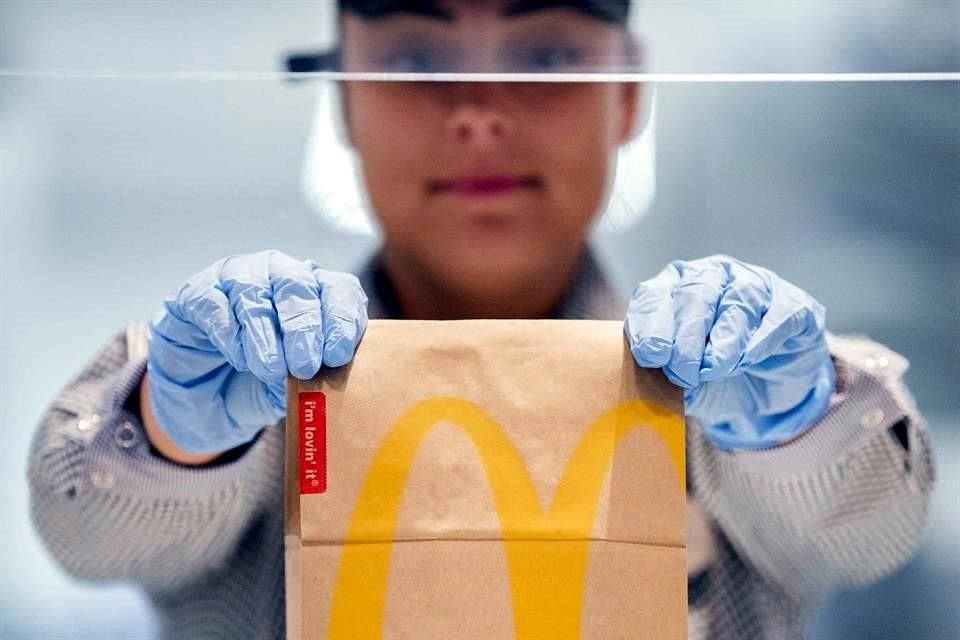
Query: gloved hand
625,255,835,450
147,250,368,454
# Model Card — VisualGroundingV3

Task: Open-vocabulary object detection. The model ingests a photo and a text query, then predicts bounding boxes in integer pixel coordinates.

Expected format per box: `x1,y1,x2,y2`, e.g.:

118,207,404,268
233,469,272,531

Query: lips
429,175,541,196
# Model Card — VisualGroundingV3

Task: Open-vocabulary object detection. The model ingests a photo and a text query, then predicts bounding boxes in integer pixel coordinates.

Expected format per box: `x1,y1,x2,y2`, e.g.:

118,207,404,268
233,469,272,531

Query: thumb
222,371,286,434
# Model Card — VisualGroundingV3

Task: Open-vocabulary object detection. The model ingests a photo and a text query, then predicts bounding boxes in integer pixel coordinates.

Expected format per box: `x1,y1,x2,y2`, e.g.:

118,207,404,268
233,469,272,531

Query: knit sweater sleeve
27,323,284,594
688,334,935,605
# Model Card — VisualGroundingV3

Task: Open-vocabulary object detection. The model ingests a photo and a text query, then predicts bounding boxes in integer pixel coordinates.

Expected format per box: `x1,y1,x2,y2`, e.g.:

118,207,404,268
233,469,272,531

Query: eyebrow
503,1,627,23
503,0,588,18
341,0,454,21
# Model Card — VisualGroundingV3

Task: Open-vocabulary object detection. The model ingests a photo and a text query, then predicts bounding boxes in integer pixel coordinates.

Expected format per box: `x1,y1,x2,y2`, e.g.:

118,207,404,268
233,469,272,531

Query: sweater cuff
48,323,275,502
714,335,913,478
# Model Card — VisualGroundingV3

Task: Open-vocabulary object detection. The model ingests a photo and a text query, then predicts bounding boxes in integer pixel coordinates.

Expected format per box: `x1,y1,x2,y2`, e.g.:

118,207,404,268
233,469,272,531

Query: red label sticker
299,392,327,494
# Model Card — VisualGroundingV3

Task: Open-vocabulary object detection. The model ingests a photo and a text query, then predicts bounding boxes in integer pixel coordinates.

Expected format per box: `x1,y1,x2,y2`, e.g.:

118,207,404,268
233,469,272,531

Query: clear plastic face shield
289,0,657,235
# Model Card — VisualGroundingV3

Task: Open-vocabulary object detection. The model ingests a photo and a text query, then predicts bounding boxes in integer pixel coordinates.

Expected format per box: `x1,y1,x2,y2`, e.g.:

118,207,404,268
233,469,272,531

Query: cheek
535,91,620,229
348,87,431,228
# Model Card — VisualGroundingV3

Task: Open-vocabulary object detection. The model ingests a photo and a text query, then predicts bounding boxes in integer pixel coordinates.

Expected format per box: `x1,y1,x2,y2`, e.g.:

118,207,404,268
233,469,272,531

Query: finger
311,265,368,368
220,252,288,386
149,310,235,384
625,262,681,368
699,263,770,382
743,276,826,367
165,258,246,371
222,371,286,432
269,252,325,380
664,260,729,388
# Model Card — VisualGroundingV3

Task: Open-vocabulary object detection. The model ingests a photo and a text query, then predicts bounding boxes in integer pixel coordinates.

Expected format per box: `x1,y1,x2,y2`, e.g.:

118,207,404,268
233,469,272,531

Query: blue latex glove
147,250,368,454
625,255,835,450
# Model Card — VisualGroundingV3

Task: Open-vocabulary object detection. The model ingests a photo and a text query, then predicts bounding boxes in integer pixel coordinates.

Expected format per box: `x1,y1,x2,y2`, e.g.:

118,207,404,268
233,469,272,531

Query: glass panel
2,1,957,78
1,2,957,640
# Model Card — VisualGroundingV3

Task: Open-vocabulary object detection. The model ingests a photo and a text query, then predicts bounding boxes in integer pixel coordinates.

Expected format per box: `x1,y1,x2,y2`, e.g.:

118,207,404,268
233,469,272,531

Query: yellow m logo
327,396,685,639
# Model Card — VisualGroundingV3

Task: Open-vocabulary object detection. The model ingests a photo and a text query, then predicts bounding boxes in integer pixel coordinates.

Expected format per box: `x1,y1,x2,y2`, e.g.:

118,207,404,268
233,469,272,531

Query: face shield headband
339,0,630,24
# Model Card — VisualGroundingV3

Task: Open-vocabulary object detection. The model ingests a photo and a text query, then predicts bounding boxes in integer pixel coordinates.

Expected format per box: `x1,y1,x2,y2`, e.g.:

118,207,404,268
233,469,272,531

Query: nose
443,82,515,147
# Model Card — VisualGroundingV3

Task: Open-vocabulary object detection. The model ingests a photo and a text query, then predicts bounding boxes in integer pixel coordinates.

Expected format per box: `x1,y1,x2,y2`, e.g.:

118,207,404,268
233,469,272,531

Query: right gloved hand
147,250,368,454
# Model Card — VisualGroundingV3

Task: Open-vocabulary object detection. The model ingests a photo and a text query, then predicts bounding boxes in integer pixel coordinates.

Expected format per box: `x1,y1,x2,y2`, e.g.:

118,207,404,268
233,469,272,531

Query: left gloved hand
625,255,835,450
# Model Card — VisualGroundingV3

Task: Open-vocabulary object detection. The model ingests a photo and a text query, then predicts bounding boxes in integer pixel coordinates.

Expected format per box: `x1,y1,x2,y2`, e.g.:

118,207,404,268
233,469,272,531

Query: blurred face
340,0,639,298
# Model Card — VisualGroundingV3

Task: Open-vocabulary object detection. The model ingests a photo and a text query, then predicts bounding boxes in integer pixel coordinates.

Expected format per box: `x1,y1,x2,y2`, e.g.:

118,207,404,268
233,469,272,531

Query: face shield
290,0,657,235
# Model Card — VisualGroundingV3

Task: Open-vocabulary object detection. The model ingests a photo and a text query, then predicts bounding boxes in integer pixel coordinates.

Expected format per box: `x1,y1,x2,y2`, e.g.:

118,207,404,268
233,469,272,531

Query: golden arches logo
327,397,684,640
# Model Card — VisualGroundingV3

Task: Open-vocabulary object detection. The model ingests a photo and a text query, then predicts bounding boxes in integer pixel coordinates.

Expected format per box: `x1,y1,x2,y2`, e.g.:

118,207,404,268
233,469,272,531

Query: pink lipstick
430,175,541,196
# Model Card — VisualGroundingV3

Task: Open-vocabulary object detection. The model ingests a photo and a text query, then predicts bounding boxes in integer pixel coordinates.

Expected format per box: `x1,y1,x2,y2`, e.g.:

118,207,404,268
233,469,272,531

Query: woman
28,1,934,638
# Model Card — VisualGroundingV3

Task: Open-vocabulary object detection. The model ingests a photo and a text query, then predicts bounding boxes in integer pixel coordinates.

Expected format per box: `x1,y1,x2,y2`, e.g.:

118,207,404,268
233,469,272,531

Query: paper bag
285,320,686,640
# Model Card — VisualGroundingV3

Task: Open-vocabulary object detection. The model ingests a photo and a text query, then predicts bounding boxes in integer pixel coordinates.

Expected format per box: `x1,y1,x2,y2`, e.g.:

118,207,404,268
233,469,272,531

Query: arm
689,334,935,603
27,324,282,594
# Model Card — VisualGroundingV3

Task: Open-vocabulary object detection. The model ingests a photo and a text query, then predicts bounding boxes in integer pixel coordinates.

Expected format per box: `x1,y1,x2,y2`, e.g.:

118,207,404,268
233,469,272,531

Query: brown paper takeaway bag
285,320,686,640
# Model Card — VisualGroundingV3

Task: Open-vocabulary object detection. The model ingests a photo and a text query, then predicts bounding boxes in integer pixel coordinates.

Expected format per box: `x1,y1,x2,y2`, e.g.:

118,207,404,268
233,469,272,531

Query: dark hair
338,0,631,25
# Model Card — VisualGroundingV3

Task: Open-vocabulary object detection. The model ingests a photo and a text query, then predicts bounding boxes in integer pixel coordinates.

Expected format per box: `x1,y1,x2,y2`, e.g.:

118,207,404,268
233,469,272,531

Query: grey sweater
28,255,935,639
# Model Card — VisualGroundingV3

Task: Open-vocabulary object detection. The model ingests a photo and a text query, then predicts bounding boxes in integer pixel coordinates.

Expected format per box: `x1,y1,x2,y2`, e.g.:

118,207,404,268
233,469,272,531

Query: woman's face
340,0,639,295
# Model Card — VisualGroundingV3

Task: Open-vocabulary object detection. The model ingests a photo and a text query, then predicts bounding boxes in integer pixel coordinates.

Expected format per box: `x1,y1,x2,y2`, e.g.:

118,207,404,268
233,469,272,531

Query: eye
512,45,585,72
379,47,444,73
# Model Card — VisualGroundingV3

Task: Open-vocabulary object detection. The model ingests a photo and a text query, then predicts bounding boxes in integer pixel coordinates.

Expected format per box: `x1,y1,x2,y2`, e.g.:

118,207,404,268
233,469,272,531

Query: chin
438,248,551,294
